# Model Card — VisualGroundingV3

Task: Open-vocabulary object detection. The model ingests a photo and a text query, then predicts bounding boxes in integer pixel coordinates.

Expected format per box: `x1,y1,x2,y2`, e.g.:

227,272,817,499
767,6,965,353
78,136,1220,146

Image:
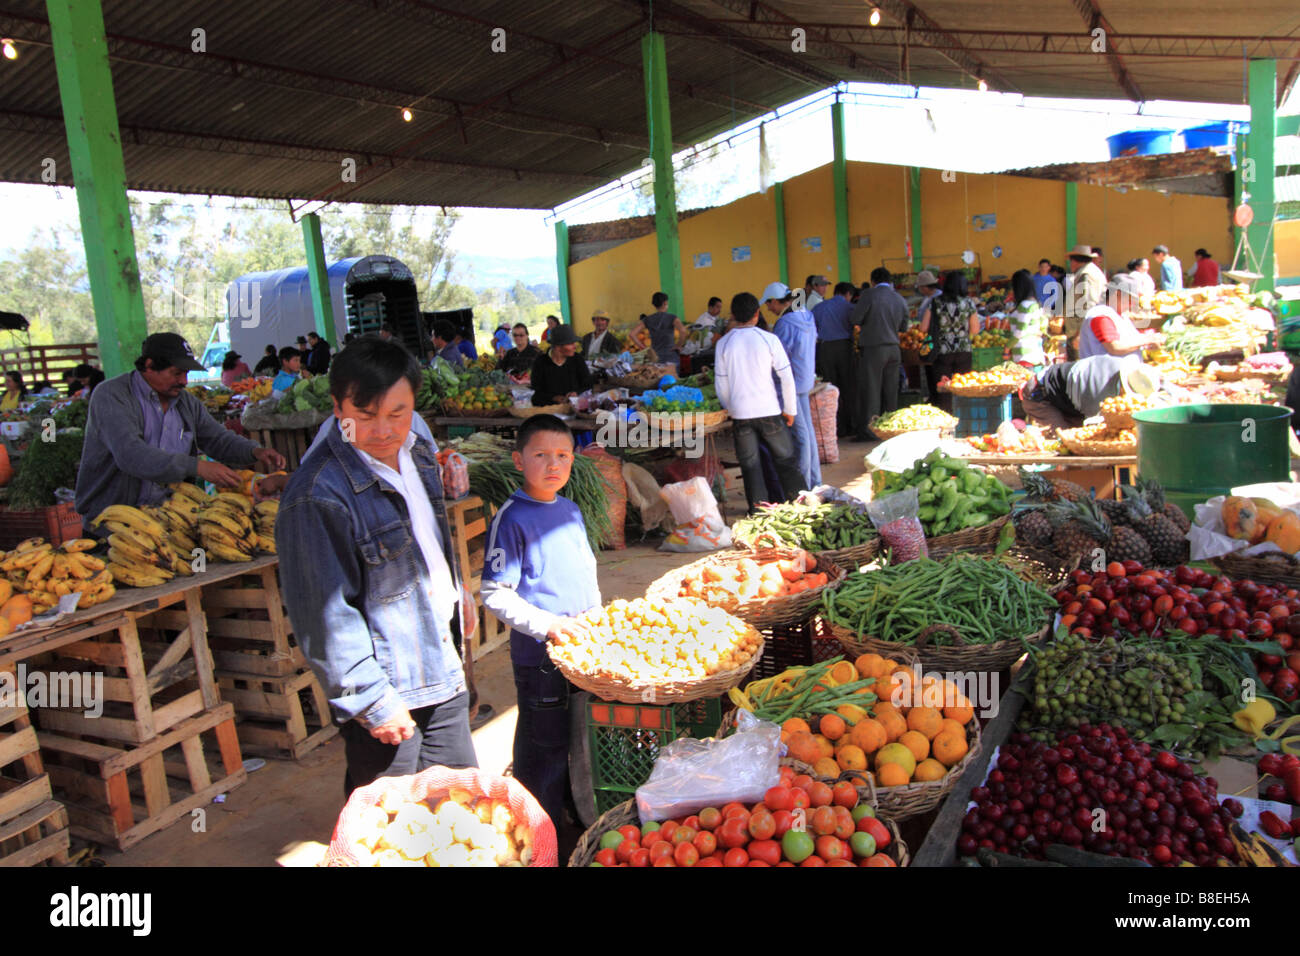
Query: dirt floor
98,439,878,867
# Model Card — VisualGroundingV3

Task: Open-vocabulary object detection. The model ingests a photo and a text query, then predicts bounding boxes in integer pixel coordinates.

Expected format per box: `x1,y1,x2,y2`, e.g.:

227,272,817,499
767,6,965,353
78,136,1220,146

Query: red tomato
790,774,814,791
693,831,717,857
777,861,797,867
652,857,676,867
799,855,826,867
807,782,834,808
721,802,748,819
772,809,795,838
717,818,749,849
748,839,782,866
681,815,701,832
697,807,722,831
614,838,639,863
1107,562,1125,578
640,828,665,848
745,860,770,866
832,805,857,840
694,856,723,867
629,848,651,867
673,842,699,867
827,859,857,867
723,847,749,867
857,816,892,849
764,786,795,812
748,809,777,841
1154,595,1174,616
816,835,849,861
789,788,811,810
658,820,678,841
595,848,617,866
831,781,859,809
671,826,697,846
648,841,674,864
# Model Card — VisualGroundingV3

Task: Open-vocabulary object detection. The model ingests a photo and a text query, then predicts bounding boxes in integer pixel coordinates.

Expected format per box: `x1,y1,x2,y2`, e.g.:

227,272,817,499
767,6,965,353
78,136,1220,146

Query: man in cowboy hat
1065,244,1106,360
1017,356,1167,429
580,310,623,357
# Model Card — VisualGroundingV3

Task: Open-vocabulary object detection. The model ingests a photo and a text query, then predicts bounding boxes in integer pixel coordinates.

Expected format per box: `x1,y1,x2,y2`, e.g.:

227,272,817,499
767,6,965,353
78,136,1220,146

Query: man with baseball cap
804,275,830,311
763,281,820,488
76,332,286,529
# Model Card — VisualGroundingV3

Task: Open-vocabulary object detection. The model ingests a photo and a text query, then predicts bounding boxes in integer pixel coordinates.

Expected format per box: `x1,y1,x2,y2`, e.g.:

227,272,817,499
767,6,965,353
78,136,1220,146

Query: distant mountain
453,253,556,290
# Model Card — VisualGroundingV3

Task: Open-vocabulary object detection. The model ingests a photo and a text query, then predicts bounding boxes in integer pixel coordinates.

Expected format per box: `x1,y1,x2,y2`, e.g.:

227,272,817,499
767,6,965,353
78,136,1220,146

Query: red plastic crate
0,502,83,550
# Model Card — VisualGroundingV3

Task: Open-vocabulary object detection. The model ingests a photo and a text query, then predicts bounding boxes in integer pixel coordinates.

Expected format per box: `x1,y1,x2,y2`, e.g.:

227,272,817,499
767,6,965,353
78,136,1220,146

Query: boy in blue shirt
270,346,302,399
481,415,601,829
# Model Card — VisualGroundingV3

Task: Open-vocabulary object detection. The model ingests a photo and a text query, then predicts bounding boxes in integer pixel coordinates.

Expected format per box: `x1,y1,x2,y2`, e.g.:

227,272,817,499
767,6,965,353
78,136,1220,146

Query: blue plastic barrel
1106,128,1177,159
1182,121,1250,150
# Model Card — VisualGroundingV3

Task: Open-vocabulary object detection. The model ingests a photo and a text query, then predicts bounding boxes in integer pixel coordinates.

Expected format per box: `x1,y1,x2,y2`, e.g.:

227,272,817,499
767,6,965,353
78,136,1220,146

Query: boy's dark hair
512,322,528,333
651,291,669,308
264,344,276,355
1195,248,1210,258
278,346,301,364
433,321,456,343
515,414,574,453
940,271,968,299
870,266,892,286
1038,258,1051,266
730,292,759,324
329,337,422,410
1011,268,1035,304
833,281,855,296
707,296,722,308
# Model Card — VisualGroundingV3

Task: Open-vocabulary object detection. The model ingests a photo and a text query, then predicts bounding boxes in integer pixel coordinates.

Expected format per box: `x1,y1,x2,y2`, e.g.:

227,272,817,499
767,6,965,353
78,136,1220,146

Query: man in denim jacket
276,338,478,794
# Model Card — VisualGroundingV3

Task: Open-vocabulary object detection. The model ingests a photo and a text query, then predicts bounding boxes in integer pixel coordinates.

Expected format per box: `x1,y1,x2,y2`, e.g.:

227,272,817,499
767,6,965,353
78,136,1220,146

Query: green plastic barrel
1133,403,1293,518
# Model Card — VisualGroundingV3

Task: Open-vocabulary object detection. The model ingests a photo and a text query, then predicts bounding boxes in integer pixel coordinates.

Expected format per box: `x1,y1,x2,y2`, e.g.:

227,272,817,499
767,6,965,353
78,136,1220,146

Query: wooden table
426,412,732,450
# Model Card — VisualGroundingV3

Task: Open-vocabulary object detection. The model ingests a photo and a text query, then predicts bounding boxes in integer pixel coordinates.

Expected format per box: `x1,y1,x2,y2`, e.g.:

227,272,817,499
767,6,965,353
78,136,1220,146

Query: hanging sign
693,253,712,269
731,246,751,263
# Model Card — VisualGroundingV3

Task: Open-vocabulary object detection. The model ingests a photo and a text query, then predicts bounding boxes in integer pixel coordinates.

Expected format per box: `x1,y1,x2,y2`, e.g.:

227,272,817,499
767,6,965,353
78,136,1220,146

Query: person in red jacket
1193,249,1220,287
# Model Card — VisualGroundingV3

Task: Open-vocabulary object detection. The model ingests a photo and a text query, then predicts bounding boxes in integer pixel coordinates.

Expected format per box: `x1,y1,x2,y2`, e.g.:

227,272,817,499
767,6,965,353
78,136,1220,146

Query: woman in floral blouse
1008,269,1048,369
919,271,980,409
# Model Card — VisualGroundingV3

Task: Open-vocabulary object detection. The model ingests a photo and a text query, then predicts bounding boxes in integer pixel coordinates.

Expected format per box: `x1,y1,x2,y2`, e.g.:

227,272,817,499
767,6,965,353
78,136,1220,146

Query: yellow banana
107,544,163,571
88,569,113,589
198,523,250,552
107,531,163,564
1,545,51,571
169,531,197,555
212,492,253,515
107,562,172,588
254,500,279,518
14,537,48,553
204,542,254,563
50,554,70,580
170,553,195,576
160,506,198,533
52,579,74,597
71,552,105,572
92,505,168,543
24,552,55,586
200,509,248,537
169,481,213,505
61,538,98,553
255,533,277,554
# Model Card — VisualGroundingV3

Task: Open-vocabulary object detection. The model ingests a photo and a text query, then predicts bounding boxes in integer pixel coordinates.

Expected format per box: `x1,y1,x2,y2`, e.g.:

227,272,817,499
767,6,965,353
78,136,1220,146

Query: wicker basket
607,363,678,392
1059,428,1136,457
509,402,574,418
567,797,909,866
1212,550,1300,587
925,514,1010,552
827,619,1050,673
871,720,982,821
1215,365,1292,383
547,635,765,705
643,409,729,430
643,548,846,629
869,420,958,442
945,381,1019,398
441,399,512,418
815,538,883,571
928,543,1079,592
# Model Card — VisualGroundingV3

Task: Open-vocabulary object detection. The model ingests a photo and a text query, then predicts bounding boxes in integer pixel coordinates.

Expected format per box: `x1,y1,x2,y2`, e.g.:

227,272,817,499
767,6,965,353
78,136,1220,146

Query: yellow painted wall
567,160,1237,330
1076,183,1231,277
1274,219,1300,279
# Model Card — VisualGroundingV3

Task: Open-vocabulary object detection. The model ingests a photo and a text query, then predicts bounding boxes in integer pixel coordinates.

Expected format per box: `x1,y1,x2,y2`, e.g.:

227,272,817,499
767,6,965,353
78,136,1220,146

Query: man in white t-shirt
714,291,806,512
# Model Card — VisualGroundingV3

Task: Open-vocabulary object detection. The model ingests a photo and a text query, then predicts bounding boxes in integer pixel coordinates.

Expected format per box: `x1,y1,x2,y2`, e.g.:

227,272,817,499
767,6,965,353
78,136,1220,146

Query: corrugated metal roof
0,0,1296,209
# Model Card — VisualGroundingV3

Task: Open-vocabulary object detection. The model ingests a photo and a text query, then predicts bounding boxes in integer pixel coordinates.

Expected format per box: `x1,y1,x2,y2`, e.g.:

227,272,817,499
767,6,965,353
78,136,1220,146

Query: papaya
1251,498,1284,536
1222,496,1261,541
1264,510,1300,555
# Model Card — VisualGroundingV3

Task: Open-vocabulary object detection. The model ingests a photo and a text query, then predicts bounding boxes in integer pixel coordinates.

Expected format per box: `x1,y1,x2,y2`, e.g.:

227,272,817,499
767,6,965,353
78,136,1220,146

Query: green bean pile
822,553,1058,646
468,456,613,551
731,501,876,552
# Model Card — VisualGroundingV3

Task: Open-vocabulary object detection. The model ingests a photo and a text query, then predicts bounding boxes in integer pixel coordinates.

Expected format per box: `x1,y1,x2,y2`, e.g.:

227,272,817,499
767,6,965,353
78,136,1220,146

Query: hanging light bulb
977,77,988,93
869,7,881,27
401,107,413,122
1,39,17,61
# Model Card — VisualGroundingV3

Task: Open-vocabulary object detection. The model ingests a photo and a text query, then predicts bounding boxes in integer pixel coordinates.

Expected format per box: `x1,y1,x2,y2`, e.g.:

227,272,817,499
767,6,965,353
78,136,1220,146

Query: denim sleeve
275,493,400,728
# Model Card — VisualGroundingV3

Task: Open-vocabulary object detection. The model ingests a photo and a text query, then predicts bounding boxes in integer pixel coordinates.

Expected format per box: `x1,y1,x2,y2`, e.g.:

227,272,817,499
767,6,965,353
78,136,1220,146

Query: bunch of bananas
254,499,278,553
469,353,497,372
1227,820,1294,867
162,482,276,562
90,504,194,588
0,537,115,614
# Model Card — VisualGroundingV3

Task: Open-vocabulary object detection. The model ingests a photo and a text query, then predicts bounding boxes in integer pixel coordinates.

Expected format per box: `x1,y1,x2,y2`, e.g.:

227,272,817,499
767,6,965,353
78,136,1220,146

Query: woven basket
509,402,574,418
815,538,883,571
567,797,909,866
929,543,1079,592
869,417,958,442
1059,428,1136,457
945,381,1019,398
644,409,729,430
644,548,846,629
827,619,1050,673
548,634,764,705
608,364,677,392
1212,550,1300,587
1215,365,1291,383
441,399,512,418
926,513,1009,551
871,720,982,821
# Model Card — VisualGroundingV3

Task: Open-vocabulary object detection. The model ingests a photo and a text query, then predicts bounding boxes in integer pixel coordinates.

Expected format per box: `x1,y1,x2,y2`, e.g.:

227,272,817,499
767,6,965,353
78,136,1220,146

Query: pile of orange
780,653,973,788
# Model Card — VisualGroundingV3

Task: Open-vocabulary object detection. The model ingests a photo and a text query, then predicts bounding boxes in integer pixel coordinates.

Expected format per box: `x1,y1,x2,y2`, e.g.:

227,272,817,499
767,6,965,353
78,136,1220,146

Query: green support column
641,33,683,313
301,213,333,338
554,220,572,324
773,182,789,288
831,100,851,283
1246,59,1276,293
1065,182,1078,253
909,167,923,271
47,0,148,377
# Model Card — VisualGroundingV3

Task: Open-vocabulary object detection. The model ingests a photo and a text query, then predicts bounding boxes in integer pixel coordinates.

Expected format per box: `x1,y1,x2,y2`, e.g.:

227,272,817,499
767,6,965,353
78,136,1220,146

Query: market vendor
500,323,541,378
1077,304,1162,362
270,346,302,400
1017,357,1162,429
1,369,28,410
529,325,592,405
580,310,622,357
75,333,286,527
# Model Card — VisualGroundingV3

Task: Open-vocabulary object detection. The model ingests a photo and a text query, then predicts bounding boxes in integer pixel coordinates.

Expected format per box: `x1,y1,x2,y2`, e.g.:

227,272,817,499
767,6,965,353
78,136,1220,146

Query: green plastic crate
585,697,723,794
448,425,475,438
971,347,1004,371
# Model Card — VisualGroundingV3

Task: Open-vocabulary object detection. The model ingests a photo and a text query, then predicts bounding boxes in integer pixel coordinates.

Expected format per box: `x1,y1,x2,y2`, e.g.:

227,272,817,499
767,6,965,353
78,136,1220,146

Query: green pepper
919,491,936,506
964,511,991,528
959,469,981,494
935,482,959,522
918,476,934,495
931,466,949,483
950,497,973,526
937,455,969,471
917,505,937,522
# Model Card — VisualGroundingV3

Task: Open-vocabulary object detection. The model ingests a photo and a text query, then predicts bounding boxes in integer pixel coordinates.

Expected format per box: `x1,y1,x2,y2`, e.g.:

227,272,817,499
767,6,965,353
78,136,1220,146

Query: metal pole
300,213,334,339
909,167,924,271
1065,182,1078,253
641,32,684,314
773,182,789,288
831,100,851,284
46,0,148,377
554,220,572,324
1246,59,1276,293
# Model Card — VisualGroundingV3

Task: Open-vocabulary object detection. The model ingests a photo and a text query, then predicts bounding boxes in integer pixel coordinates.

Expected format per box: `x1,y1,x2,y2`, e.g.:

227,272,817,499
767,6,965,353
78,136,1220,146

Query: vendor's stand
0,660,70,866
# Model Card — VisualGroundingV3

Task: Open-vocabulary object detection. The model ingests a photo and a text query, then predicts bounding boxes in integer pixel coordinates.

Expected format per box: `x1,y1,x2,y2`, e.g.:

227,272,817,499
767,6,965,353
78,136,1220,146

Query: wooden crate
0,668,70,867
215,668,337,760
37,703,246,852
249,426,320,473
200,564,304,678
31,590,221,746
448,496,508,659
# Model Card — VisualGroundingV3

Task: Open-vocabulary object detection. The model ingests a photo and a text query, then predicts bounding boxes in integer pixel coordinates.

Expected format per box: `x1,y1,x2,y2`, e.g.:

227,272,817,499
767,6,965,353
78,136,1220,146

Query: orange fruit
876,710,907,744
786,731,820,765
932,730,969,767
906,706,944,740
942,687,975,725
836,744,867,772
813,757,842,779
819,713,847,741
875,671,911,710
875,742,916,777
781,717,811,740
937,718,966,740
913,758,947,782
0,594,33,628
875,763,910,787
813,734,834,760
854,653,884,679
828,660,858,686
899,730,930,763
849,718,887,755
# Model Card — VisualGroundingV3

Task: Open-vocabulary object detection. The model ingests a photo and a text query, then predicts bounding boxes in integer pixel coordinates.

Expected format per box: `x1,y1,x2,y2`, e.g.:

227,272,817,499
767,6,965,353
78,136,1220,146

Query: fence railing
0,343,99,385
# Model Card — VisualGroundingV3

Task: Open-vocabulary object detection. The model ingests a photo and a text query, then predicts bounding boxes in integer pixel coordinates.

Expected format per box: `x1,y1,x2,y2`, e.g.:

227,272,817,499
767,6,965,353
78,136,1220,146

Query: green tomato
642,821,660,832
781,829,815,864
851,803,876,822
599,830,624,851
850,831,877,857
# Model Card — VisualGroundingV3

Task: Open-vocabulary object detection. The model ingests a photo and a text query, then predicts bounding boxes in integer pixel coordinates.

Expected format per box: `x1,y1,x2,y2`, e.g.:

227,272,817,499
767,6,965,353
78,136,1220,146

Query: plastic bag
635,710,782,823
809,383,840,464
864,431,970,474
622,462,673,533
796,484,869,515
437,449,470,500
660,476,720,525
1190,482,1300,561
867,486,928,562
658,515,733,553
322,765,558,867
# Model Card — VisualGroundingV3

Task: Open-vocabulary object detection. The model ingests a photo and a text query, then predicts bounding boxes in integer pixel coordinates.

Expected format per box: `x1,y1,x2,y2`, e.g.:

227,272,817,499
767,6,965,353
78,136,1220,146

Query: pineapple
1050,477,1089,503
1137,477,1190,534
1123,488,1187,567
1107,525,1152,566
1097,496,1130,529
1048,497,1110,566
1017,467,1087,503
1014,505,1054,548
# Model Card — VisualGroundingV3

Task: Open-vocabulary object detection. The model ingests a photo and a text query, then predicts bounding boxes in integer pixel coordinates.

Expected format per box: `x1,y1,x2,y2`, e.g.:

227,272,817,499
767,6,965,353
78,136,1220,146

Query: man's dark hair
651,292,669,308
1126,258,1141,272
1050,264,1066,278
707,296,722,308
381,322,398,335
511,322,528,334
1011,269,1035,304
833,281,855,297
1195,248,1210,258
1092,246,1103,258
307,331,320,342
1152,244,1169,255
870,267,892,286
940,271,968,299
804,274,816,289
134,350,175,373
730,292,759,324
329,337,422,410
343,332,356,345
433,321,456,343
1038,258,1051,266
515,413,574,453
278,346,300,364
264,344,276,355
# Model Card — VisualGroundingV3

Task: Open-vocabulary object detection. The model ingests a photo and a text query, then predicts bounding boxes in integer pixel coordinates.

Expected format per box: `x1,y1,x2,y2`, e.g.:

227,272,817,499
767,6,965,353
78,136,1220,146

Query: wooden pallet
0,667,70,867
200,564,304,678
215,668,337,760
37,703,246,852
33,590,220,746
447,496,508,659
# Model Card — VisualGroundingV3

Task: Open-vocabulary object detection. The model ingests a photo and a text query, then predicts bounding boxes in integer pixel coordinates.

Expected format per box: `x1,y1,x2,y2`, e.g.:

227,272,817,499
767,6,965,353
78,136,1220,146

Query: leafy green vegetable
7,428,84,509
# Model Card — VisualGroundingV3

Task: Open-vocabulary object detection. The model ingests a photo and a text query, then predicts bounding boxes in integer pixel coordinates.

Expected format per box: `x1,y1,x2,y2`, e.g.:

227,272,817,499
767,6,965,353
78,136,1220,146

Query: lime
850,831,877,857
599,830,624,851
851,803,876,822
781,829,815,863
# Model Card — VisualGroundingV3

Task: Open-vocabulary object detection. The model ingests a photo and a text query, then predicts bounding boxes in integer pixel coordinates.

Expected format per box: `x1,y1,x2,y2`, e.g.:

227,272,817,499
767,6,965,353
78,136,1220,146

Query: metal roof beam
1073,0,1143,102
874,0,1017,93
